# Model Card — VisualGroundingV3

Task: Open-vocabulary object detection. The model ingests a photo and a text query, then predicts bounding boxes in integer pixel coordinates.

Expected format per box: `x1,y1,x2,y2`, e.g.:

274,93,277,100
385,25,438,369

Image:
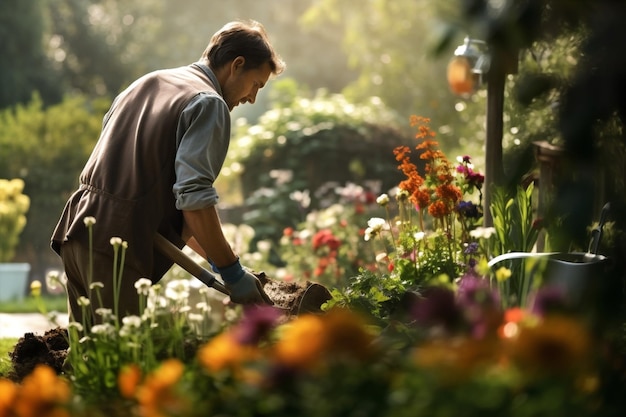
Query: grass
0,338,18,377
0,295,67,314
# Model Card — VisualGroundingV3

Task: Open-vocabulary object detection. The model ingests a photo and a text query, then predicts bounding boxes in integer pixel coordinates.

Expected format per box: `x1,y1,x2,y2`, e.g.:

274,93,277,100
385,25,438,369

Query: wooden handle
154,233,229,296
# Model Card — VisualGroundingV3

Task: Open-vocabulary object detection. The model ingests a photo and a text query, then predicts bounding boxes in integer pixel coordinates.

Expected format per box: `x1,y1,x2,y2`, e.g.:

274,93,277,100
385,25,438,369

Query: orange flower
198,333,258,373
0,379,18,416
414,337,502,380
118,363,142,399
505,315,592,375
273,314,327,370
12,365,71,417
136,359,188,417
273,309,376,371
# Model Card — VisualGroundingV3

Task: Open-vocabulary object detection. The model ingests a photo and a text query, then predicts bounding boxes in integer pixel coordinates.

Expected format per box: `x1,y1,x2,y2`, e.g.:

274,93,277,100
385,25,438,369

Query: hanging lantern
447,37,490,97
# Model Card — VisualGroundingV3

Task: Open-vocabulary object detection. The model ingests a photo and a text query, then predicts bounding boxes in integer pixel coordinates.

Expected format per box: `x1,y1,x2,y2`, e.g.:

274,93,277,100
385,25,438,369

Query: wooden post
483,47,518,227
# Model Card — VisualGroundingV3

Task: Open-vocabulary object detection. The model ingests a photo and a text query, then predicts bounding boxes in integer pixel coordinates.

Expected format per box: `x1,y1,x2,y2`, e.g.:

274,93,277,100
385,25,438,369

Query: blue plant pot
0,263,30,302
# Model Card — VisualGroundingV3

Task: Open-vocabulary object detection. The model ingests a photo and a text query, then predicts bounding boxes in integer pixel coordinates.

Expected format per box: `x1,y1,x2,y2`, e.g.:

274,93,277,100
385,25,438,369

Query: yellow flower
30,280,42,297
495,266,512,282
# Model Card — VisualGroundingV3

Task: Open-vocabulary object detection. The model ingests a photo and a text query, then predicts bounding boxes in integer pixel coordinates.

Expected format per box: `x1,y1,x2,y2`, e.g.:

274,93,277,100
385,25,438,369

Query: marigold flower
198,333,258,373
118,364,142,399
0,379,18,415
136,359,188,417
273,314,327,370
506,315,592,375
12,365,71,417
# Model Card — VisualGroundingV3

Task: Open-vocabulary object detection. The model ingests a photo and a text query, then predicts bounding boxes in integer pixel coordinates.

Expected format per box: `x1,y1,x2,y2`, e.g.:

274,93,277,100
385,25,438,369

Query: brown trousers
60,239,145,325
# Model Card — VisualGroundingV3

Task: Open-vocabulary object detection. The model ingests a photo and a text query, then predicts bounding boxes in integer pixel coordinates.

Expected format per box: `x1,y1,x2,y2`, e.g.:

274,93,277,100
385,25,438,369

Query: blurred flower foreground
2,117,625,417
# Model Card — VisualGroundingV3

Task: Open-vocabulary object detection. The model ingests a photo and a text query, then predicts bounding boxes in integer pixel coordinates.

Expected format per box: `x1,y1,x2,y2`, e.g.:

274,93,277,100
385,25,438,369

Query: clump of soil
7,328,69,382
256,272,332,315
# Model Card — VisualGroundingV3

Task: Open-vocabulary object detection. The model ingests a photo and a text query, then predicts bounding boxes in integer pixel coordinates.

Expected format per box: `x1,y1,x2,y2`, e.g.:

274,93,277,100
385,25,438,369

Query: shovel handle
154,233,230,296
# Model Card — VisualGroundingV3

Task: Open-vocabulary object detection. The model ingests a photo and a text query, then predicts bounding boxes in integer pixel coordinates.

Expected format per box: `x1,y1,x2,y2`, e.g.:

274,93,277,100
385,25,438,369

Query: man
51,20,285,323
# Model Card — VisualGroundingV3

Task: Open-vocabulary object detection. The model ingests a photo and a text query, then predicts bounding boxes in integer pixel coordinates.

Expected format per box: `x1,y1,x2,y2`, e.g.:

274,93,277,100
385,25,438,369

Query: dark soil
7,327,69,382
257,271,332,315
5,274,331,382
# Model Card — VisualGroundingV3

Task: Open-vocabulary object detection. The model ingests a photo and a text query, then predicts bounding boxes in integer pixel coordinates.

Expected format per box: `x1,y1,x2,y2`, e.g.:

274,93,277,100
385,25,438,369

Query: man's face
221,58,272,111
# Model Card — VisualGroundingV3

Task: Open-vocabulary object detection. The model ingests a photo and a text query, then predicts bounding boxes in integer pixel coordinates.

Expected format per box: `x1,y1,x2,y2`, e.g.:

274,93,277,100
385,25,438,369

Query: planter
0,263,30,302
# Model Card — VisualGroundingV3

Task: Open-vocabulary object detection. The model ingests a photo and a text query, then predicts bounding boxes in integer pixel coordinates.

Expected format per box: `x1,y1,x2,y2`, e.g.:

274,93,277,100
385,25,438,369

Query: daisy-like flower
364,217,387,241
77,296,91,307
376,193,390,207
83,216,96,227
165,279,190,302
134,278,152,296
89,282,104,290
91,323,115,336
469,227,496,239
110,237,123,247
67,322,84,332
45,270,66,292
95,308,113,321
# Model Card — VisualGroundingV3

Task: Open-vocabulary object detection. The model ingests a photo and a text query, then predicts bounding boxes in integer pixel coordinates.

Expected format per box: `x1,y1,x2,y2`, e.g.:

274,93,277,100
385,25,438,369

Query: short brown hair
201,20,285,75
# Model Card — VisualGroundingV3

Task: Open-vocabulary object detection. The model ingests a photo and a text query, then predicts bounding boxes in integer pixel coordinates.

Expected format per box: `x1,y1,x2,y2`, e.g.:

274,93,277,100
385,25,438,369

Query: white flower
79,336,91,344
45,270,66,291
134,278,152,295
376,193,390,206
188,313,203,323
364,217,388,241
375,252,388,263
122,315,142,328
165,279,190,301
110,237,122,246
469,227,496,239
196,302,211,313
67,322,84,332
89,282,104,290
95,308,113,320
91,323,114,335
83,216,96,227
77,296,91,307
414,231,426,241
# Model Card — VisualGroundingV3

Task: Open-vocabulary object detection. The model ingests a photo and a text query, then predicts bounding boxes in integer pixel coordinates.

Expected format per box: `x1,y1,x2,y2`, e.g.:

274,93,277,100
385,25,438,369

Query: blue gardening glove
216,259,273,305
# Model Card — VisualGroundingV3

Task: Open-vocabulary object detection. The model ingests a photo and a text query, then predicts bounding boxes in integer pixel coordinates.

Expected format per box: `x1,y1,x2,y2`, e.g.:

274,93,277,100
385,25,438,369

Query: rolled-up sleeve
173,93,231,210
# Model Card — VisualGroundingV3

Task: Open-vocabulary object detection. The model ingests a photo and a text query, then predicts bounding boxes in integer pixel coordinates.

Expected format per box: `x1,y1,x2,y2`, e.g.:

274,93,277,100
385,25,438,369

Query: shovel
154,233,332,315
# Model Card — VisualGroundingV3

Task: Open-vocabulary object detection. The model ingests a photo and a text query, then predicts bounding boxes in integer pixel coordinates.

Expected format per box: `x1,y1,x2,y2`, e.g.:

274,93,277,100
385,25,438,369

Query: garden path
0,313,68,339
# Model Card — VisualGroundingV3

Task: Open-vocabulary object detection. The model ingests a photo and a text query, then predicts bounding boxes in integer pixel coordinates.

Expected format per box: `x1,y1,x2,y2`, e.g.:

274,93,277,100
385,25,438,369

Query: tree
0,0,62,109
0,95,108,279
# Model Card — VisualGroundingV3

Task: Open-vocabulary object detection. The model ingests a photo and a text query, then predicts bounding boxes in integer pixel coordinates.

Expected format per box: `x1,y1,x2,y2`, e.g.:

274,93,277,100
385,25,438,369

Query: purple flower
456,274,502,338
233,305,283,345
411,286,462,331
528,285,568,316
456,201,481,219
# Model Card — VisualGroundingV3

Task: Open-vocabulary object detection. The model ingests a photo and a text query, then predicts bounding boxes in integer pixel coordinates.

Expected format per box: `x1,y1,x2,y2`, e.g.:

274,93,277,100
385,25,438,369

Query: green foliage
0,338,19,376
0,94,107,265
490,183,541,307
